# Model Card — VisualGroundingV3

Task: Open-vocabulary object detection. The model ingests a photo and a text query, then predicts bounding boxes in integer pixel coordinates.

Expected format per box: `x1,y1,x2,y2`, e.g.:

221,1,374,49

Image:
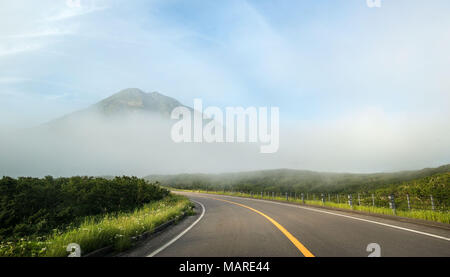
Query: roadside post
406,193,411,211
389,194,396,215
286,192,288,201
321,193,324,205
358,193,361,206
430,195,435,211
348,194,353,208
372,193,375,207
301,193,305,204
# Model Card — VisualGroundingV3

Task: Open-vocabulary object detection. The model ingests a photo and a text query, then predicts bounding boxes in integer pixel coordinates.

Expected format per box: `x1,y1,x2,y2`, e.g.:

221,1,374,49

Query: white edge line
188,192,450,242
147,200,206,257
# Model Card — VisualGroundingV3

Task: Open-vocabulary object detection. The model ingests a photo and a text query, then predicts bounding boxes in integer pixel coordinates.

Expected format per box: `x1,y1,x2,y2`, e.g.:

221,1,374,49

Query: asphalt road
120,192,450,257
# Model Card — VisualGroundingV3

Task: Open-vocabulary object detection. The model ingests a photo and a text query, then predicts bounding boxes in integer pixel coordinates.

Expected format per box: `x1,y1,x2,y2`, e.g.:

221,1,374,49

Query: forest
149,166,450,211
0,176,169,241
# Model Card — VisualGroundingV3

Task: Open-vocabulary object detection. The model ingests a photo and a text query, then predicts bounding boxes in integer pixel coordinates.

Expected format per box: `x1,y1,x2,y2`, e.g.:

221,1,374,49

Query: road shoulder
116,201,203,257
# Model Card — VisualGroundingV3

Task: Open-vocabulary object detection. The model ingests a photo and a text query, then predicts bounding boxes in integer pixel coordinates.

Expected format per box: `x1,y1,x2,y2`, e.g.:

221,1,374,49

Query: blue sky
0,0,449,172
1,0,449,127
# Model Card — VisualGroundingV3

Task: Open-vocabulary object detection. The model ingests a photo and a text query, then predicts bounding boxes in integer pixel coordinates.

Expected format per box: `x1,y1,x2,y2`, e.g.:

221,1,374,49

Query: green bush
0,176,169,240
0,195,193,257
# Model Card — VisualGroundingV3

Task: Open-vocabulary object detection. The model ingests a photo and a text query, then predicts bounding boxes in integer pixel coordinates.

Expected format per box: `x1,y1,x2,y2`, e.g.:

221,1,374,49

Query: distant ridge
43,88,188,127
145,164,450,193
94,88,185,117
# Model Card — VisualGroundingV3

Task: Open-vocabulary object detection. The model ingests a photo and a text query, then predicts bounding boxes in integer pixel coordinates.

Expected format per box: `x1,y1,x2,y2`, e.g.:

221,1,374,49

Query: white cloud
0,0,448,173
0,28,73,39
44,5,107,22
0,43,43,56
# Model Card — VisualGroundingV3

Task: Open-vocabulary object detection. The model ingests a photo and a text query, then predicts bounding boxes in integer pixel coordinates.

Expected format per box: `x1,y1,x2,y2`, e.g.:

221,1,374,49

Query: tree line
0,176,169,240
157,172,449,210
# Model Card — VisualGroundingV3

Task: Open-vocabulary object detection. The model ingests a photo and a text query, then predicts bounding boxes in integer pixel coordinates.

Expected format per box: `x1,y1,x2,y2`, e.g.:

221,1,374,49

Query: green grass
179,189,450,224
0,194,193,257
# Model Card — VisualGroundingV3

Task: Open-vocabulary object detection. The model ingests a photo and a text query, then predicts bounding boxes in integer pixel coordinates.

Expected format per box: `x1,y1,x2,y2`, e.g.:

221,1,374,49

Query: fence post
430,195,435,211
406,193,411,211
348,194,353,207
372,193,375,207
389,194,396,215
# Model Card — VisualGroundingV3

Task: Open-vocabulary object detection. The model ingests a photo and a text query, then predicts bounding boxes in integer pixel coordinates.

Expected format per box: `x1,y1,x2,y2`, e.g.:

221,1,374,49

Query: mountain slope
93,88,185,117
43,88,186,128
145,164,450,193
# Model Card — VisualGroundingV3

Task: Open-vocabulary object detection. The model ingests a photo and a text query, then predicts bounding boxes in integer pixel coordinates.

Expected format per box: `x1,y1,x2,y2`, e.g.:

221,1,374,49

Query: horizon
1,1,449,175
143,163,450,177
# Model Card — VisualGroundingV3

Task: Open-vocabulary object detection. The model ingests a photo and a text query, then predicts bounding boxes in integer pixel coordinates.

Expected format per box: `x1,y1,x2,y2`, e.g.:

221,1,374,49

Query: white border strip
193,193,450,242
147,200,206,257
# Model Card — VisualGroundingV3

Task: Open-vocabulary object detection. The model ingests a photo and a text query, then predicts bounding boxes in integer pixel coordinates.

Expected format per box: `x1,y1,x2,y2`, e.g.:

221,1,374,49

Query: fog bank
0,108,448,177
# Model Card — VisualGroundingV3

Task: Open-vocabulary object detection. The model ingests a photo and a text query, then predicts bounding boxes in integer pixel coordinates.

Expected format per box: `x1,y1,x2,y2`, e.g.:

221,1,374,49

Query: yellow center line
196,194,315,257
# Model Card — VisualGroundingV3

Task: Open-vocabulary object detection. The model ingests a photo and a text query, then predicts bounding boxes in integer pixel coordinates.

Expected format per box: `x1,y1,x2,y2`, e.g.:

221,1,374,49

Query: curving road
119,192,450,257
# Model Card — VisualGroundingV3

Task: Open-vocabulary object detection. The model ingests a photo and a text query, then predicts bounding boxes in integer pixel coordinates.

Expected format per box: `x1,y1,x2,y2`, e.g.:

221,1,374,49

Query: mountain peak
101,88,146,104
44,88,187,128
114,88,146,97
94,88,183,117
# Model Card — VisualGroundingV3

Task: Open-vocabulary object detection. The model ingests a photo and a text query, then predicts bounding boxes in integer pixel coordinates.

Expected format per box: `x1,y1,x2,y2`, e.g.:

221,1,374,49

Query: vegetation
151,166,449,212
0,176,194,257
0,176,169,241
180,189,449,224
169,171,449,224
146,164,449,195
0,195,193,257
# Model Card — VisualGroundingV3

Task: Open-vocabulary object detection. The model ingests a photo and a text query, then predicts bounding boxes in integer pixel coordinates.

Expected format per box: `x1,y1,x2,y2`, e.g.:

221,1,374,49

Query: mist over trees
146,164,450,194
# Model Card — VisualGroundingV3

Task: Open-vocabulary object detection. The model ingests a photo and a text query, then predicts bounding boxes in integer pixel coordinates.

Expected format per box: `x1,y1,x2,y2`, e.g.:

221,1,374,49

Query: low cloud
0,107,448,177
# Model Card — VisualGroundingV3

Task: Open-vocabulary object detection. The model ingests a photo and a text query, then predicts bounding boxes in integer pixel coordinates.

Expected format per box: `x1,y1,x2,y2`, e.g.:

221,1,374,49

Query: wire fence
222,189,448,213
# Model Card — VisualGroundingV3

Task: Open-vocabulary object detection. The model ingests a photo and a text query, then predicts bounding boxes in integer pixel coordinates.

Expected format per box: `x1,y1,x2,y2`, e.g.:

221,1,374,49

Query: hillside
93,88,185,117
145,164,450,194
43,88,187,128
